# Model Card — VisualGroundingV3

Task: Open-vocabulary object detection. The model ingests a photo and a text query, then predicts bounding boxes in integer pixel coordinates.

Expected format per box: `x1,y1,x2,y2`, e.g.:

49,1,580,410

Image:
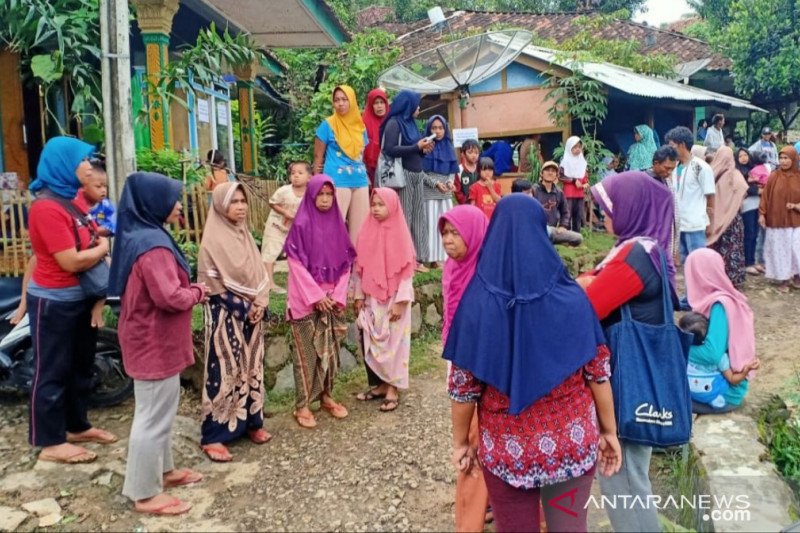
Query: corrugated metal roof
522,46,765,112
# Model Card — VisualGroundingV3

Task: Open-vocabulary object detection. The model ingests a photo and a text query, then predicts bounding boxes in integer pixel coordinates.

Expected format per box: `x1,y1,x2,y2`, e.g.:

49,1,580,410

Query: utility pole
100,0,136,202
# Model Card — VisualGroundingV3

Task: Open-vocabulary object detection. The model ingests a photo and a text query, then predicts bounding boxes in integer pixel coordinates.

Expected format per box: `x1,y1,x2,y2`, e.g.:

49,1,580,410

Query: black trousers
568,198,585,233
359,328,384,387
27,294,97,447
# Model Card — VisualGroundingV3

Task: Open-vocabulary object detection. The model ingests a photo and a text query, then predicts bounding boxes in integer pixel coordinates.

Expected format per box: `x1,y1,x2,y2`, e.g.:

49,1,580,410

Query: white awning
520,45,766,112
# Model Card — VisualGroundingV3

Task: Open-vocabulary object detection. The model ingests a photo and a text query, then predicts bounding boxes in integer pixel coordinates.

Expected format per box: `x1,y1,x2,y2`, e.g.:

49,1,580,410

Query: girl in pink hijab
439,205,490,532
685,248,760,414
354,188,416,412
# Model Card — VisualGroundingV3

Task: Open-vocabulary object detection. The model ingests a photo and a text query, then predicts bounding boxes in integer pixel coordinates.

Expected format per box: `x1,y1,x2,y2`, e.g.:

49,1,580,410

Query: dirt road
0,273,796,532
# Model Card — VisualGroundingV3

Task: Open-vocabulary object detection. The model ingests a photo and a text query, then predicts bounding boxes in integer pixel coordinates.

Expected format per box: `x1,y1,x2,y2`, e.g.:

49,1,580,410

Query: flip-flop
163,469,203,488
135,496,192,516
293,410,317,429
200,443,232,462
247,428,273,444
321,402,348,419
39,448,97,464
356,389,385,401
379,398,399,412
66,428,119,444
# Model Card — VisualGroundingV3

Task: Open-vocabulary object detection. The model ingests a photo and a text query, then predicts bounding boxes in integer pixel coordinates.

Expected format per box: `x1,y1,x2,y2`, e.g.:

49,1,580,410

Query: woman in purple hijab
285,175,357,429
580,171,676,533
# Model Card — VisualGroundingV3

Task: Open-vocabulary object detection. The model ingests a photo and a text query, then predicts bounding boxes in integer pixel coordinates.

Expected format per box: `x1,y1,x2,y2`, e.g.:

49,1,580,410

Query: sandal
777,284,791,294
247,428,273,444
39,447,97,464
200,443,232,462
293,410,317,429
745,266,760,275
356,389,385,401
66,428,118,444
756,264,766,273
163,468,203,488
135,496,192,516
379,398,399,412
415,263,429,273
320,401,348,419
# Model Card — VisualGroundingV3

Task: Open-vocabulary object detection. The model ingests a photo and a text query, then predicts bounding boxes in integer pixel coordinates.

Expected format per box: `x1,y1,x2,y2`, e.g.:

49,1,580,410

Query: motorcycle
0,276,133,407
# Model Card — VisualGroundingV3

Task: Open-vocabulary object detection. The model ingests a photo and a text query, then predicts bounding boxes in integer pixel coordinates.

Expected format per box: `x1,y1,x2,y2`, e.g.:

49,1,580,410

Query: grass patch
652,446,704,531
758,395,800,496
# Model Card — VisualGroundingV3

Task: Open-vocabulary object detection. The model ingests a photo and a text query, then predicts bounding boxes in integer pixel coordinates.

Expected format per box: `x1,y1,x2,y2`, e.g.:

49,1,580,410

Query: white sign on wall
452,127,479,148
217,102,229,126
197,99,210,123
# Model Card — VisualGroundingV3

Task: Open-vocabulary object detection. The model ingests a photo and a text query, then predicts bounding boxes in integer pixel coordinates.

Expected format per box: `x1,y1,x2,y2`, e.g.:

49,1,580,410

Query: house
378,11,761,165
0,0,348,186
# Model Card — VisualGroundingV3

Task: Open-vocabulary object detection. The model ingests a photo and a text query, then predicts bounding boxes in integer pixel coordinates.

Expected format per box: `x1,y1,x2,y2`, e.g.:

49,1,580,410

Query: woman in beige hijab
708,146,748,287
197,182,271,462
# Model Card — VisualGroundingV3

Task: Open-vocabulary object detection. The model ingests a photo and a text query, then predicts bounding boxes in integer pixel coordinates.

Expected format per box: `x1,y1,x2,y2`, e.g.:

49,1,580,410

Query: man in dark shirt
512,161,582,246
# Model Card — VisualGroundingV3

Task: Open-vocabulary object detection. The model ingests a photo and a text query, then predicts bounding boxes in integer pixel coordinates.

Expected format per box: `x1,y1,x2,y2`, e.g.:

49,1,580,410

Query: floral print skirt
710,213,746,287
201,293,265,444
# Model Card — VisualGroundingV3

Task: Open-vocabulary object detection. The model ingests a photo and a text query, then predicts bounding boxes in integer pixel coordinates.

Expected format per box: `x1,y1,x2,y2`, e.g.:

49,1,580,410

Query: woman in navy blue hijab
380,90,434,271
444,194,621,532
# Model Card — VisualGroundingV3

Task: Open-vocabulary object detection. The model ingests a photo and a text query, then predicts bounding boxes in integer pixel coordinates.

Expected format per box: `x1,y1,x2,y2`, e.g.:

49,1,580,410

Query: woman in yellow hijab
313,85,370,244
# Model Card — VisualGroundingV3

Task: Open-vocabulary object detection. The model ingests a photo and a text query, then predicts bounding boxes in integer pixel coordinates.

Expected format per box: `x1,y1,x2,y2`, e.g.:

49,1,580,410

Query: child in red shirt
469,157,502,219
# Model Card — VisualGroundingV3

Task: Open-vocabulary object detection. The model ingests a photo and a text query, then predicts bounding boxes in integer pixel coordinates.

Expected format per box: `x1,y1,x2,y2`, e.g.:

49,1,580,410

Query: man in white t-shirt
666,126,716,309
703,114,725,150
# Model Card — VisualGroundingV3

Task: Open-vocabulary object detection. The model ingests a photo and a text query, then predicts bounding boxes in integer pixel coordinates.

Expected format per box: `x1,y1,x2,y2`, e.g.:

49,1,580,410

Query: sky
633,0,695,27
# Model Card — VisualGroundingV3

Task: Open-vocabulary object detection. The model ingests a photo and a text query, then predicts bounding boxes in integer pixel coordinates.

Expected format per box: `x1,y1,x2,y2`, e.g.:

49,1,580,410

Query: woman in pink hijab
439,205,490,532
354,188,417,412
685,248,760,414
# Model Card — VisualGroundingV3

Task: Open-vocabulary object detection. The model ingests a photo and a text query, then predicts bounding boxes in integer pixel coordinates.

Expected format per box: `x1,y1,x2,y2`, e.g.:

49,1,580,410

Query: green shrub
136,148,204,183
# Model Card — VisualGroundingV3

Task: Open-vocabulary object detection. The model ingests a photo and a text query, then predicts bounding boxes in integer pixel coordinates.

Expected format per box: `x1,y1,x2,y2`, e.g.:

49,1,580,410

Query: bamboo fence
0,178,280,277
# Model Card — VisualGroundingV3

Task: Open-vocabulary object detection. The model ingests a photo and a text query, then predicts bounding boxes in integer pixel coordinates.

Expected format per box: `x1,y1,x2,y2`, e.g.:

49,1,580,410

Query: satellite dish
377,29,534,96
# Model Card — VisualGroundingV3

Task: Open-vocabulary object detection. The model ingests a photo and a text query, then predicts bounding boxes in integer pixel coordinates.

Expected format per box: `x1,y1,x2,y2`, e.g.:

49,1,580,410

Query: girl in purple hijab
285,175,356,429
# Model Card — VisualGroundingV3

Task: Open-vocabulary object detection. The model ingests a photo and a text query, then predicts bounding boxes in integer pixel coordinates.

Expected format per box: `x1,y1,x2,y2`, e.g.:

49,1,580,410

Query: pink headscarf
685,248,756,377
439,205,489,344
354,188,416,303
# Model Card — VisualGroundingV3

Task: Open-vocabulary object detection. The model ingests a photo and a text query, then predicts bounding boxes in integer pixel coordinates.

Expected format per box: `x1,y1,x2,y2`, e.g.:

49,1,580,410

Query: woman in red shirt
581,171,675,532
26,137,117,465
109,173,208,516
444,194,621,532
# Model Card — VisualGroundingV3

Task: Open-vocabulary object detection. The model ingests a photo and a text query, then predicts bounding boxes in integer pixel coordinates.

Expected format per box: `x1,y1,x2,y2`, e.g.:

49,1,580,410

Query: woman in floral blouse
443,194,621,532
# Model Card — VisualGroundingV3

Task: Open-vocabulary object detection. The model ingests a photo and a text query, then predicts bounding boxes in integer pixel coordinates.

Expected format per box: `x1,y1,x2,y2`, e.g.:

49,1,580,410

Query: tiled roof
357,6,394,27
666,16,701,34
393,10,730,71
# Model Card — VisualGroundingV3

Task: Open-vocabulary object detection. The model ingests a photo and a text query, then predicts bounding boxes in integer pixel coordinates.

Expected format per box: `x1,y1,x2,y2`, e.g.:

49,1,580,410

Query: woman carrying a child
198,182,272,461
313,85,369,244
26,137,117,464
684,248,759,414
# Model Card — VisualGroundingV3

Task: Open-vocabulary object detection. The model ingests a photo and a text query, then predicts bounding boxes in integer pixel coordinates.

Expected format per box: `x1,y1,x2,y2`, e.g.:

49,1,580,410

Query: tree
711,0,800,130
686,0,734,29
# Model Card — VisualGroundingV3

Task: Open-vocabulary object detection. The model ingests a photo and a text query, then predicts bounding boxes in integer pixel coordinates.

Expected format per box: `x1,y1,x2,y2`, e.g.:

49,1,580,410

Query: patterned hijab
198,182,269,307
326,85,366,161
627,125,658,171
